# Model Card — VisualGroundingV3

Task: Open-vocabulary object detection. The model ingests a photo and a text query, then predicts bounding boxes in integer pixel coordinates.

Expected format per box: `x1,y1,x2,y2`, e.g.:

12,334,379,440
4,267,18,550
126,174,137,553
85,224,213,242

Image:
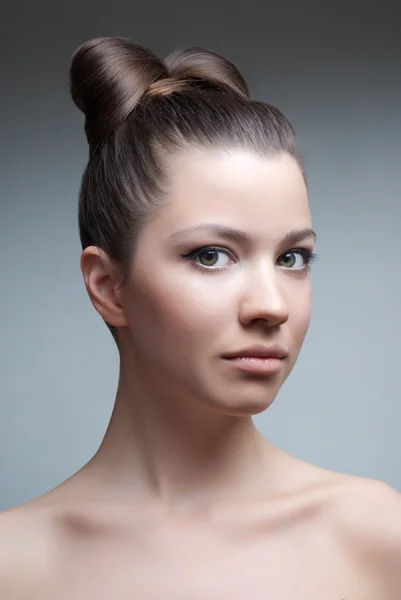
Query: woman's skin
1,149,400,599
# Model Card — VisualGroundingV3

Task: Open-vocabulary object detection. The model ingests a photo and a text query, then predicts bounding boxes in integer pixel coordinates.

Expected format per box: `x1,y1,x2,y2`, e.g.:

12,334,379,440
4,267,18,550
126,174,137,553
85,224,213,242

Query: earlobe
80,246,128,328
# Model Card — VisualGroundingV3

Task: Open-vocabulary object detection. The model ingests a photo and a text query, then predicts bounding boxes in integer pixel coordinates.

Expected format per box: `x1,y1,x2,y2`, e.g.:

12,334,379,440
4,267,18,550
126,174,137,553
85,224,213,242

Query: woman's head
71,37,316,415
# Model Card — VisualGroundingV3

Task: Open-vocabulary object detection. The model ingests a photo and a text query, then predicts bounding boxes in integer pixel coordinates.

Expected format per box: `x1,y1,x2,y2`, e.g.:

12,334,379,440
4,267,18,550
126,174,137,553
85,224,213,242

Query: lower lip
223,357,283,375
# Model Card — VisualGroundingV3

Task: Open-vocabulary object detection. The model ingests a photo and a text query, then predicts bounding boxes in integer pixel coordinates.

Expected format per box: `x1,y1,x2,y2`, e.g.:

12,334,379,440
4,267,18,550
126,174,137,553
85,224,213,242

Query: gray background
1,0,400,511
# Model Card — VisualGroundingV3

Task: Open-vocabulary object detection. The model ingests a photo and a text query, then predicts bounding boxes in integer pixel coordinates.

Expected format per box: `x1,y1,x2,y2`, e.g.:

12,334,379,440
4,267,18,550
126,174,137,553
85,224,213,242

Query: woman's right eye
182,246,234,271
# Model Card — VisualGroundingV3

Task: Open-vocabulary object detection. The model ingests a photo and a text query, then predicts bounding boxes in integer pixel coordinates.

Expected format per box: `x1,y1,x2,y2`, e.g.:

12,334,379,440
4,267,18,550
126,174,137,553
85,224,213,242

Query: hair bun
70,37,250,153
69,36,168,152
144,76,192,99
165,47,250,99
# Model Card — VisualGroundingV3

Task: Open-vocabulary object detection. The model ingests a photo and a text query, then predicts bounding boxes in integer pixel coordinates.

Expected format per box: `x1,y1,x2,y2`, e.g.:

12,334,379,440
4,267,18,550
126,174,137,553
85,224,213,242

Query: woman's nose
237,266,289,328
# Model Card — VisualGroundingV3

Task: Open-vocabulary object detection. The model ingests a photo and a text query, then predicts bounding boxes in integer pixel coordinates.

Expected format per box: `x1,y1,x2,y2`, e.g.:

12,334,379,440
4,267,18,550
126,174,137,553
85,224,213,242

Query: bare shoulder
325,473,401,596
0,503,59,599
328,474,401,548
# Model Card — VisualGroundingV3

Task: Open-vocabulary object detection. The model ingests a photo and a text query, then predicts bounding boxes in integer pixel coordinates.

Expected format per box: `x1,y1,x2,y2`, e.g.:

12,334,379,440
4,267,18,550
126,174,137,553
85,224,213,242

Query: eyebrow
169,223,317,246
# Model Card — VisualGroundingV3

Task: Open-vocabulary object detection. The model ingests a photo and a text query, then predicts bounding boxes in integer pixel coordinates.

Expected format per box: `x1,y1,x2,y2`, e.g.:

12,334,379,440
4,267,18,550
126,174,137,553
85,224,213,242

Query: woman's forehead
153,150,311,237
167,148,306,195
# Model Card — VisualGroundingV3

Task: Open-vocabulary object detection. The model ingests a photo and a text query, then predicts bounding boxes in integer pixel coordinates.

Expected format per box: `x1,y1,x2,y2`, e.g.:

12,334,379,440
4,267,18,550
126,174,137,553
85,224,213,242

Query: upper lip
222,344,288,359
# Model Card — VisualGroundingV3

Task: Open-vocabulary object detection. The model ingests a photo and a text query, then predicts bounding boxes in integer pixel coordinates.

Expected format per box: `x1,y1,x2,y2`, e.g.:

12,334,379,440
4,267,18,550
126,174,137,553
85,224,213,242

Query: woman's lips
223,356,283,375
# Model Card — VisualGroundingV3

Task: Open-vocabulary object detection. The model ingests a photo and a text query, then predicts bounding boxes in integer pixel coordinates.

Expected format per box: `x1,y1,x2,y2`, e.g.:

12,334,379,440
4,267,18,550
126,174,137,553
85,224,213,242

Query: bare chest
48,521,377,600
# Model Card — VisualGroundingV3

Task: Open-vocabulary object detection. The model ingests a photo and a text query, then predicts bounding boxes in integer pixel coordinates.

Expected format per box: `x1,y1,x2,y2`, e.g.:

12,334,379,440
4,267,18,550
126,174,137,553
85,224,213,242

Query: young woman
1,36,400,599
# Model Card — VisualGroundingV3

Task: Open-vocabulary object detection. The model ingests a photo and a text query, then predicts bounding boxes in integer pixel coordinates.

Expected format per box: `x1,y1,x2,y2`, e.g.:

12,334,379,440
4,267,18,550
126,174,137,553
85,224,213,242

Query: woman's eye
277,250,313,270
184,246,230,269
191,247,231,268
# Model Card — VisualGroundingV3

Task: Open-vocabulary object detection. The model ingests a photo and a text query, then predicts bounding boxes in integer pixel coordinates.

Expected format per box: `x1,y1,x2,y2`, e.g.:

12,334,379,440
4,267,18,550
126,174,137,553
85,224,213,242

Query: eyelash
182,245,318,275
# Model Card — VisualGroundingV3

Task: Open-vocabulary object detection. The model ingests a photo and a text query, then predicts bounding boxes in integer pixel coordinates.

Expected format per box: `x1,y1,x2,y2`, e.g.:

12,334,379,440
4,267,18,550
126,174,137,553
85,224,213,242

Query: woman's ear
80,246,128,329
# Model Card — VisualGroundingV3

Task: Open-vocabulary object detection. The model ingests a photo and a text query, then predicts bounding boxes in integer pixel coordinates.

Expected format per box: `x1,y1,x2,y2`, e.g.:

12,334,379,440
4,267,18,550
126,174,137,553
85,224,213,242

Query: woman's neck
82,367,284,510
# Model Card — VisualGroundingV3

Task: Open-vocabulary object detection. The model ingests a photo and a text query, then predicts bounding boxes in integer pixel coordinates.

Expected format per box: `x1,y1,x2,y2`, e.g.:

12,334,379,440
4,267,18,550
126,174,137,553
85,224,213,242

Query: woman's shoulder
0,489,95,597
321,470,401,542
333,472,401,544
317,470,401,595
300,463,401,541
285,461,401,596
0,501,61,598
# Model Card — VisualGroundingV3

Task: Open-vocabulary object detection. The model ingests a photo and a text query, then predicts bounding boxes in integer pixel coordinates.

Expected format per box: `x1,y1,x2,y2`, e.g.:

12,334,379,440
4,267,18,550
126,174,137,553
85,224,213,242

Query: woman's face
120,149,315,416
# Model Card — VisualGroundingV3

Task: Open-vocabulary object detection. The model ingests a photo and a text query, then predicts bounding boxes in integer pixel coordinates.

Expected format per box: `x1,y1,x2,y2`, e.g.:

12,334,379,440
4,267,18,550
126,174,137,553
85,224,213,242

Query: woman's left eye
277,250,312,269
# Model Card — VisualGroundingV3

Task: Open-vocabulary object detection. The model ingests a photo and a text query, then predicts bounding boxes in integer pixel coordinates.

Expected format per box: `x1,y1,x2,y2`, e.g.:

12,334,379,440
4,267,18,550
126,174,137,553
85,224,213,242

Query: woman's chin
204,393,277,418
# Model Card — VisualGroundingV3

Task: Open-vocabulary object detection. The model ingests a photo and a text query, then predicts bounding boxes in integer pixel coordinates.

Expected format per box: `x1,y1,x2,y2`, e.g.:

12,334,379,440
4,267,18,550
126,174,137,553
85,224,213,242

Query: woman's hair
69,36,305,345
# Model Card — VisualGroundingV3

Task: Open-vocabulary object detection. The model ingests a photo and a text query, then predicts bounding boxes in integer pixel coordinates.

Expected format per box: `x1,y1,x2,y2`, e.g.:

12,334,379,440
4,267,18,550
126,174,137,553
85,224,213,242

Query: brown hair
69,36,305,346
